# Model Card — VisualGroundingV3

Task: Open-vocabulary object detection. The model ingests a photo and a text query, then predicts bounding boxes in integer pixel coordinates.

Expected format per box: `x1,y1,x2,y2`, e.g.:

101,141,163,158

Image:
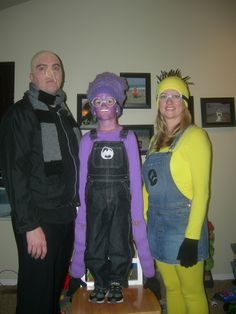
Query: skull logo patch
101,146,114,159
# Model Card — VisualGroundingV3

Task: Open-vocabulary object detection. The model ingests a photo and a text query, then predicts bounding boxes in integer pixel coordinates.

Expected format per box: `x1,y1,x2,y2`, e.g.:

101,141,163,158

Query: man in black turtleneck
0,51,81,314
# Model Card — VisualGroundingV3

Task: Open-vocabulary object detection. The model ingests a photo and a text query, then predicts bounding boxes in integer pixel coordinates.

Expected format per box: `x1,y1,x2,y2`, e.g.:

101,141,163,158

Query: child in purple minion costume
70,72,158,304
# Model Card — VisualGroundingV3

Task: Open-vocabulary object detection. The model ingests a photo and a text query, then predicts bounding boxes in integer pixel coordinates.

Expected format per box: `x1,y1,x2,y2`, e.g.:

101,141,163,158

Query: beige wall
0,0,236,281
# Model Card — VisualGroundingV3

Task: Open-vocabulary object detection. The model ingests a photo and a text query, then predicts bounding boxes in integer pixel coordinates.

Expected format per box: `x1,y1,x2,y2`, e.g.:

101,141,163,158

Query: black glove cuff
143,276,162,300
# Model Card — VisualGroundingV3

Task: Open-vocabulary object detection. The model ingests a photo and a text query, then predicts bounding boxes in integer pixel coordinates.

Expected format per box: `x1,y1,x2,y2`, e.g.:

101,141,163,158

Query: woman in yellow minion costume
142,70,212,314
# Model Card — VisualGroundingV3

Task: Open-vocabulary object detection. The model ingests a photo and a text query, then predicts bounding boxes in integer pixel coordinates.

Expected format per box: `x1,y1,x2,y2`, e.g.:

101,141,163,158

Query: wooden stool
72,285,162,314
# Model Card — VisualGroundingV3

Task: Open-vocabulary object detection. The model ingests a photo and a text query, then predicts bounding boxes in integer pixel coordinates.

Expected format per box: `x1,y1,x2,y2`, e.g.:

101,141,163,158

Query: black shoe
107,282,123,304
89,287,107,303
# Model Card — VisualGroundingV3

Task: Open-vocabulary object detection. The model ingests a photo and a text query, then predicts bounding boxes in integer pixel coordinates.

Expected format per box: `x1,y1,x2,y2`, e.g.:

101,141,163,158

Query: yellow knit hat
156,76,189,107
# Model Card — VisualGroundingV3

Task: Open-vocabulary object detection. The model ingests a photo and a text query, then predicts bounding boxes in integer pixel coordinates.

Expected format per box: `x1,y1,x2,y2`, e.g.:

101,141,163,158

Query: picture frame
127,257,143,285
200,97,235,128
120,73,151,109
188,96,194,123
77,93,98,129
0,170,3,188
0,187,11,219
0,170,11,219
123,124,154,155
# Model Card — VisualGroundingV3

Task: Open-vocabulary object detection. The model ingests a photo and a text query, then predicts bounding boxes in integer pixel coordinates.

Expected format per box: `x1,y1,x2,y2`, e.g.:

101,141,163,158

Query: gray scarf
26,83,80,174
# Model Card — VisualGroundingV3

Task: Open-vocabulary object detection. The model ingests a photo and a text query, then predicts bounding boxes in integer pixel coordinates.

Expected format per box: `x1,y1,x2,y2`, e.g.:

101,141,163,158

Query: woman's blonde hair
150,106,192,152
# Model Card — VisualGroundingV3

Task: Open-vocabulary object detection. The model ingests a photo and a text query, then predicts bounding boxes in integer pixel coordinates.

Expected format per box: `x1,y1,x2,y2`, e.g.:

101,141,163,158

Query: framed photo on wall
0,170,3,188
120,73,151,109
0,187,11,219
123,124,154,155
188,96,194,123
77,93,98,129
200,97,235,127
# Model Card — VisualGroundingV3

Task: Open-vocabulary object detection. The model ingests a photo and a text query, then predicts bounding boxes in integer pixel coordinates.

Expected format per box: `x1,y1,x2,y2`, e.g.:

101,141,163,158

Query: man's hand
26,227,47,259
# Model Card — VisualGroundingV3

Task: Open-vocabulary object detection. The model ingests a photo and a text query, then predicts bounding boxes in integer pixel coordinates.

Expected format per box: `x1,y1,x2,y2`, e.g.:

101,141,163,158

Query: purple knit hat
87,72,128,117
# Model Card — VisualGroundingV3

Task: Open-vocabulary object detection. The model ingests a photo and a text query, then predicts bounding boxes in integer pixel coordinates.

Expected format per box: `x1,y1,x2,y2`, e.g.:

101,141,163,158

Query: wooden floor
72,285,162,314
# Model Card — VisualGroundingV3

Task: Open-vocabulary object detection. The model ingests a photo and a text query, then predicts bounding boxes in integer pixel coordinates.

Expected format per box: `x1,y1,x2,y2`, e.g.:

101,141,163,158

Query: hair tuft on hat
156,69,193,86
156,69,193,107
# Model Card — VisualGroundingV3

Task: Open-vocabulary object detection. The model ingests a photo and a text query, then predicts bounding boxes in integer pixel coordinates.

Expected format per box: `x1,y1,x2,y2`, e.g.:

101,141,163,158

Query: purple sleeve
70,133,92,278
124,132,155,278
77,134,92,225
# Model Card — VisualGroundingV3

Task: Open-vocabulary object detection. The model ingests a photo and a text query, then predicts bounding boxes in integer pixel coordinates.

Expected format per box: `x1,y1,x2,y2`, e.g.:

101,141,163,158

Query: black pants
85,181,133,289
12,221,74,314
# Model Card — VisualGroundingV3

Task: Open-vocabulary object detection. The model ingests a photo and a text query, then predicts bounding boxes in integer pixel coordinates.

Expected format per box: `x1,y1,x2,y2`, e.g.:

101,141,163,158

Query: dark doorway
0,62,15,123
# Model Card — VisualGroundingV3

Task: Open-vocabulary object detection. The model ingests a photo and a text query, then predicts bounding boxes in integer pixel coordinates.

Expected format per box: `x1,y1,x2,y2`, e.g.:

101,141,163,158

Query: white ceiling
0,0,31,11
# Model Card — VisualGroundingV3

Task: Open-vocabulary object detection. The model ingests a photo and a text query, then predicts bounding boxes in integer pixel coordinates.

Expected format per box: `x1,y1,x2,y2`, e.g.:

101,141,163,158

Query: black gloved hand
66,277,87,297
143,276,161,300
177,238,199,267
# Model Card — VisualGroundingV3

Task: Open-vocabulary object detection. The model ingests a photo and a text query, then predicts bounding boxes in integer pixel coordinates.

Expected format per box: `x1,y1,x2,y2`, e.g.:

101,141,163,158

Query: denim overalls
142,131,208,264
85,129,133,288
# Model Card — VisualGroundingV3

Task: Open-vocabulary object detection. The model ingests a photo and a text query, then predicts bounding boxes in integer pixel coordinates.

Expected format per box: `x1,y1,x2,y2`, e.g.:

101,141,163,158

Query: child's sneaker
89,287,107,303
107,282,123,304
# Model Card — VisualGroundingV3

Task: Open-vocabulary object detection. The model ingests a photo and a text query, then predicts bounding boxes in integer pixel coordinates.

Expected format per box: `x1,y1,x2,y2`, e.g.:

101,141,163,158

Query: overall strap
168,132,184,151
120,128,129,139
89,129,97,140
169,125,193,151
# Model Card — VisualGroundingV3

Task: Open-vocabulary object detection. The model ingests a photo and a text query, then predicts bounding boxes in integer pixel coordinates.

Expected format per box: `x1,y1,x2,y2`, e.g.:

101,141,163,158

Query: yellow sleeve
181,126,212,239
143,184,148,222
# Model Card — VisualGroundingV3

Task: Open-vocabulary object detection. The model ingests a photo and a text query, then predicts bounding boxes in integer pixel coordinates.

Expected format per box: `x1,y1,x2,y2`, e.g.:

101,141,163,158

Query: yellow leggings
156,260,209,314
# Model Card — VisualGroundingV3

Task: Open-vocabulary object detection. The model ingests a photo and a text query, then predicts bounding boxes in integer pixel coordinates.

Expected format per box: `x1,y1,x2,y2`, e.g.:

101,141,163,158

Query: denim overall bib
85,129,133,288
142,131,209,264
